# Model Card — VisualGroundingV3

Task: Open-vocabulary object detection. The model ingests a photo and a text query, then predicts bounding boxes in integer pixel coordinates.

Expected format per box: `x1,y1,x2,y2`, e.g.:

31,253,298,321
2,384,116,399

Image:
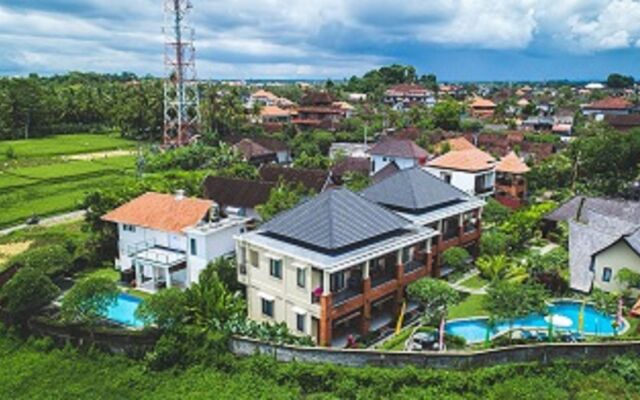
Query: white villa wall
371,155,417,174
593,241,640,293
186,223,247,285
423,167,495,198
116,224,187,271
238,242,319,337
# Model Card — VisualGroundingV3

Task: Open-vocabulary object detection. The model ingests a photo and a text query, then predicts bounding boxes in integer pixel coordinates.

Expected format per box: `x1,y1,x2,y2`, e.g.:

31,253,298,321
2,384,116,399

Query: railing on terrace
403,260,423,274
463,223,477,234
332,287,363,306
371,272,396,288
474,185,494,195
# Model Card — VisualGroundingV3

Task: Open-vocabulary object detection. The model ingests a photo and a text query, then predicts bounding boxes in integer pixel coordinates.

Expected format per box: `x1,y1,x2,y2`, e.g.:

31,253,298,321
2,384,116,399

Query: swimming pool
445,301,626,344
104,293,144,328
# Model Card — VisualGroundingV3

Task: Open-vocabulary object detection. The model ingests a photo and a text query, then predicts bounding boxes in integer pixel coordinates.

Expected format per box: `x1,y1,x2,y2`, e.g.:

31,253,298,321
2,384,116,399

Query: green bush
442,247,471,272
60,277,119,324
0,267,59,319
136,288,187,330
380,327,414,351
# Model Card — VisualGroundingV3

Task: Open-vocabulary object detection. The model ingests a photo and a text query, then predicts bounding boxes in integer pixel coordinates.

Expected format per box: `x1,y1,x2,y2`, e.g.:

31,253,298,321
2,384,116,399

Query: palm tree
476,255,528,284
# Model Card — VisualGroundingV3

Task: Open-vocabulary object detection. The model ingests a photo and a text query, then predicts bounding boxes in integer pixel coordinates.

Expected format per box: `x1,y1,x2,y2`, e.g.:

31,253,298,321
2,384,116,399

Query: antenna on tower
163,0,200,147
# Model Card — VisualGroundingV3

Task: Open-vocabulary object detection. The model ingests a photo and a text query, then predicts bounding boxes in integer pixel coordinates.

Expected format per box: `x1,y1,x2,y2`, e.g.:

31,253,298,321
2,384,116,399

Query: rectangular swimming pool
105,293,144,328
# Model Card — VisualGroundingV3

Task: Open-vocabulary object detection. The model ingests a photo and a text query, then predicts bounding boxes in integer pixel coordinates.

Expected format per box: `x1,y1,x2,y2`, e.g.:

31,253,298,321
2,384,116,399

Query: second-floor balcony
403,259,424,275
474,184,494,195
333,284,363,306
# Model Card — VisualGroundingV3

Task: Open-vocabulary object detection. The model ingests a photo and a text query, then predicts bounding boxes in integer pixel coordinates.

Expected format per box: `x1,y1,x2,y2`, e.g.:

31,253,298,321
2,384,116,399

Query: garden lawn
0,133,135,161
459,274,489,290
0,156,135,228
448,294,488,319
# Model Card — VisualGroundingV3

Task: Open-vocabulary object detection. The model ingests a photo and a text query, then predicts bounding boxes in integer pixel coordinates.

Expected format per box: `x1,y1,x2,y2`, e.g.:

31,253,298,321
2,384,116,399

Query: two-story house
102,191,248,293
235,188,438,347
424,146,496,199
369,137,429,174
383,84,436,110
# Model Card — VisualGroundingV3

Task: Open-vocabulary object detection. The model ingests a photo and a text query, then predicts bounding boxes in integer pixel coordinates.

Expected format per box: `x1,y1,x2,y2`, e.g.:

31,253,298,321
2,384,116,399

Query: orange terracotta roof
497,151,530,174
446,137,477,151
102,192,213,233
470,97,496,108
585,97,633,110
260,105,290,117
427,148,496,172
252,89,279,101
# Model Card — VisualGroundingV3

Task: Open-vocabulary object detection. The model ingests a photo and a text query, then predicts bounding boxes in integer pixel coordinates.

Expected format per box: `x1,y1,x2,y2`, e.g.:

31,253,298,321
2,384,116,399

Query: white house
369,137,429,174
102,191,248,293
425,144,496,199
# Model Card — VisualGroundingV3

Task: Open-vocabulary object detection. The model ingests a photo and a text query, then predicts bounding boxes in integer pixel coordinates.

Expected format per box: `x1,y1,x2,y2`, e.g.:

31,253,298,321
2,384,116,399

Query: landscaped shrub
60,277,119,324
480,230,510,257
442,247,471,272
136,288,187,330
0,267,59,320
379,327,414,351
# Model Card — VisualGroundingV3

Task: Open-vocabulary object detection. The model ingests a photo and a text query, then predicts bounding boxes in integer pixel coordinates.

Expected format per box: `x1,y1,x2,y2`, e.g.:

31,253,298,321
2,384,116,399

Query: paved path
0,210,86,237
449,269,488,295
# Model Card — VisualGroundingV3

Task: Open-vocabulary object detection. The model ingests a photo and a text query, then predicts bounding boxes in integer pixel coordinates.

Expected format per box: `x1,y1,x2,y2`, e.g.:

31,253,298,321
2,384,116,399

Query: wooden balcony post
319,293,333,346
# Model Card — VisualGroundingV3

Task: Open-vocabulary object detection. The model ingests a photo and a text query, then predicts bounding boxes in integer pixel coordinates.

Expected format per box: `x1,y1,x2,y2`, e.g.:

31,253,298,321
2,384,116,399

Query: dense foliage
0,268,59,319
60,277,119,324
3,331,640,399
256,181,311,221
442,247,471,272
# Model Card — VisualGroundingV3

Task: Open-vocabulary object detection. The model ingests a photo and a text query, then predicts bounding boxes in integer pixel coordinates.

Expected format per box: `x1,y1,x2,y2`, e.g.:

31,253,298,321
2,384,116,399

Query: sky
0,0,639,81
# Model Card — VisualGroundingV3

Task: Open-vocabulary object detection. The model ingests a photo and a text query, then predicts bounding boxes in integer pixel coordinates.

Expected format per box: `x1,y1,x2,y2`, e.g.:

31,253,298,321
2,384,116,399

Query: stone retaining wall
230,336,640,369
28,317,159,356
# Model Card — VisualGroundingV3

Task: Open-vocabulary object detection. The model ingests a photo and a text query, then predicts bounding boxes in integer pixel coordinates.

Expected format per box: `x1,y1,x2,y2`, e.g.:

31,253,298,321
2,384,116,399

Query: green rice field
0,134,138,228
0,133,135,161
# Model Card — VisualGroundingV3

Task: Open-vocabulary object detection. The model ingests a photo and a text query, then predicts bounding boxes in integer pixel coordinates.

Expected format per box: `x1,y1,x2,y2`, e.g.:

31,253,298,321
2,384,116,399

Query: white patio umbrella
544,314,573,328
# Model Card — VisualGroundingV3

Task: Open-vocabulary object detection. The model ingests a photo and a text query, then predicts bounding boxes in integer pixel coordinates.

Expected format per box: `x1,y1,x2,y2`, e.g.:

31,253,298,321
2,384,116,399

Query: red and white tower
163,0,200,147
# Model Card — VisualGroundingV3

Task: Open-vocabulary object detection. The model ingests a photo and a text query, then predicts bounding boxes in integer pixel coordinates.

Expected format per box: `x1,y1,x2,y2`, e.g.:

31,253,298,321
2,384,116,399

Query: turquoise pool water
445,301,624,343
105,293,144,328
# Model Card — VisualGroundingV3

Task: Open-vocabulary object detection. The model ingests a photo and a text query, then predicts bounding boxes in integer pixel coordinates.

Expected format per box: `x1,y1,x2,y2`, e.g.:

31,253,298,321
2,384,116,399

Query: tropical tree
480,230,510,257
407,278,461,350
136,288,187,330
442,247,470,272
60,277,119,324
0,268,59,320
343,172,371,192
256,181,310,221
184,263,245,328
484,281,548,343
476,255,528,284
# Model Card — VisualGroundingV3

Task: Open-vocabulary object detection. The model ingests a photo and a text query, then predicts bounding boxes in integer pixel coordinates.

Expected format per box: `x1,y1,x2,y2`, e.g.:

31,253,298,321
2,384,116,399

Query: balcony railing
333,287,363,306
404,259,424,274
463,223,477,234
371,272,396,288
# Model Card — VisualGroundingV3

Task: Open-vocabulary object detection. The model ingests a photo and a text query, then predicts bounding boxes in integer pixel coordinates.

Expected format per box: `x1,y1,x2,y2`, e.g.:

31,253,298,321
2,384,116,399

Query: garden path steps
449,270,488,295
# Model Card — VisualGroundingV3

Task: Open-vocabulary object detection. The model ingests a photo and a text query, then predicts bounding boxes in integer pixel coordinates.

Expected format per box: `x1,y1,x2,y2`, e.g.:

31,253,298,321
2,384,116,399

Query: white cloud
1,1,640,76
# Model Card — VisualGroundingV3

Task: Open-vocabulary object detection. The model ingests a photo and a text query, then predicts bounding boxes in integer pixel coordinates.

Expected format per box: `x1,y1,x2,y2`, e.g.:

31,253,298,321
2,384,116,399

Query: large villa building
235,168,484,346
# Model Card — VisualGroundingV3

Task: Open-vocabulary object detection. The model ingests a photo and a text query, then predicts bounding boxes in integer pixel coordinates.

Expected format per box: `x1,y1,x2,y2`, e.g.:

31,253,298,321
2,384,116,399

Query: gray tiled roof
361,167,470,211
261,188,410,251
569,209,639,292
546,196,640,224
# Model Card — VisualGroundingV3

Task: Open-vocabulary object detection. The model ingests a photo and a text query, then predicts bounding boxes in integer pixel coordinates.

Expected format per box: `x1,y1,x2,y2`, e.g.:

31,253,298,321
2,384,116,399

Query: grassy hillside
0,133,135,161
0,332,636,399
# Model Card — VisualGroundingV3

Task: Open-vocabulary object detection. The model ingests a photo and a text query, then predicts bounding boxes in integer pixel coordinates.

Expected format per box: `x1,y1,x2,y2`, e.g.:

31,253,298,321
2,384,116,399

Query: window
270,258,282,279
440,172,452,184
296,313,305,332
123,224,136,232
249,250,259,268
330,271,345,292
261,298,274,317
296,267,306,288
190,238,197,256
401,246,411,263
603,267,612,282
